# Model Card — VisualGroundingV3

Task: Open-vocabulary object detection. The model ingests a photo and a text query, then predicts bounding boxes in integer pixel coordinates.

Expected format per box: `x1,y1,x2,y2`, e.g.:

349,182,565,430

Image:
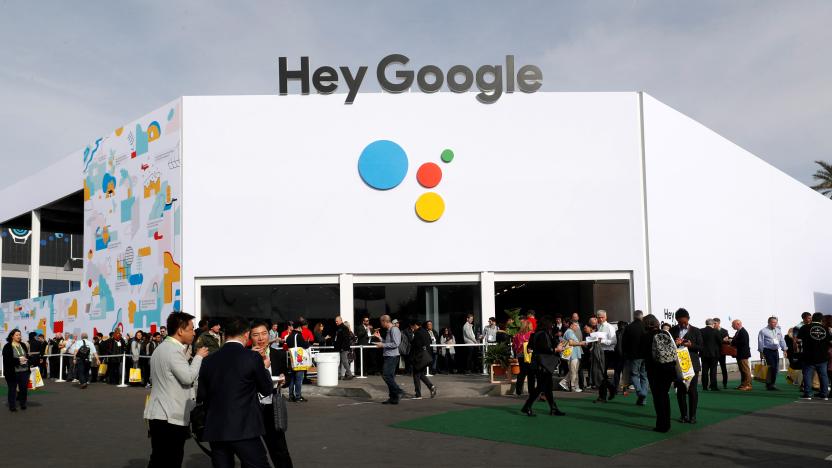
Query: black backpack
77,340,91,360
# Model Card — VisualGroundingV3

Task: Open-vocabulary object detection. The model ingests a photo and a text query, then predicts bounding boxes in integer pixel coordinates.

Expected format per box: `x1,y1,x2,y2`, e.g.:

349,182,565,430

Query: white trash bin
315,352,340,387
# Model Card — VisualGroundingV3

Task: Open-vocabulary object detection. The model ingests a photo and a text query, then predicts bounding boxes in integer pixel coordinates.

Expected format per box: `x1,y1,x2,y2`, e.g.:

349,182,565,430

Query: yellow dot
415,192,445,222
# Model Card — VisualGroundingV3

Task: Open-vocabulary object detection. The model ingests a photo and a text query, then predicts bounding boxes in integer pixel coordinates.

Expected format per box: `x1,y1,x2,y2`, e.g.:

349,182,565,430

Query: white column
479,271,495,327
339,274,354,326
29,210,41,298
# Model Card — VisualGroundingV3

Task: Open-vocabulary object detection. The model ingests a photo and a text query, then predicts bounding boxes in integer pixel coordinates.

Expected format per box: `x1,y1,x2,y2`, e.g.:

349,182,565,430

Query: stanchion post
482,342,488,375
56,353,66,382
356,345,367,379
117,353,128,388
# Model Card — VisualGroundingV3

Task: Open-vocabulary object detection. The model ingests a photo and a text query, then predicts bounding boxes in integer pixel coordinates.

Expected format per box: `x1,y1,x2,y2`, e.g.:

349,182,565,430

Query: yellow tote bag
98,362,108,376
753,362,768,382
129,367,143,383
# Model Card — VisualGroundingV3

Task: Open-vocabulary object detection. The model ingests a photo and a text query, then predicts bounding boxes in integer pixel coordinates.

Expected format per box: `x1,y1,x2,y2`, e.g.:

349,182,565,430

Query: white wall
643,93,832,352
181,93,649,315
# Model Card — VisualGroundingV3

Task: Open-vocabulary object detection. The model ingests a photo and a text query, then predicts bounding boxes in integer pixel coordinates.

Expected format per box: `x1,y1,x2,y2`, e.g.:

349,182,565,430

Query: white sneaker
559,379,569,390
573,388,583,393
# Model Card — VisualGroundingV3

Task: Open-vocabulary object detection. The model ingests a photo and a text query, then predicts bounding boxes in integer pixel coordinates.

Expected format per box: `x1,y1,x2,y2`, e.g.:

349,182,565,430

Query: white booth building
1,92,830,346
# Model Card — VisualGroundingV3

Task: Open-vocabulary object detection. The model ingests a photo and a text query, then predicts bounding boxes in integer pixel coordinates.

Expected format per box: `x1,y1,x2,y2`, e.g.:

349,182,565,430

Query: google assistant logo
357,140,454,222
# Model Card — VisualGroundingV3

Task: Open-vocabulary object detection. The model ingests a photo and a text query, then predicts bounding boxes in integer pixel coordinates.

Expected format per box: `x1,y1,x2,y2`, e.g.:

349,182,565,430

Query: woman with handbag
2,329,30,412
643,314,678,433
409,321,438,399
520,317,566,417
512,320,535,396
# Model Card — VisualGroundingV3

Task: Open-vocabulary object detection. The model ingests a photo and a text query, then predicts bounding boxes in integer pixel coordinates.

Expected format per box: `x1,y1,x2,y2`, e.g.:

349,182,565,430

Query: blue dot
358,140,408,190
40,240,47,246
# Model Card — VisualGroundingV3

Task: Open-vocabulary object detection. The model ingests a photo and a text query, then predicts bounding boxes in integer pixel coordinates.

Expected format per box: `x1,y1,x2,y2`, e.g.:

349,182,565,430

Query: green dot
441,149,454,163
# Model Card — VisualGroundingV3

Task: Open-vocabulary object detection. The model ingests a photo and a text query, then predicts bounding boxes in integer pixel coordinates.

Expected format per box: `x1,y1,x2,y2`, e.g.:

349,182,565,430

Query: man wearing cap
195,319,223,355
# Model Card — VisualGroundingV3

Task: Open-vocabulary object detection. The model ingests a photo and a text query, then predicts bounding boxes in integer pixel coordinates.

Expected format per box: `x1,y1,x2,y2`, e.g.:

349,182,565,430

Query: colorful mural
1,99,182,338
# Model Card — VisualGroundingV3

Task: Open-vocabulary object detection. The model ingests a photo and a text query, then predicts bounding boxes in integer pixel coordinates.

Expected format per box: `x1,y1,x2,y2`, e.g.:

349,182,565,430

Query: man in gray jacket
375,315,404,404
144,312,209,468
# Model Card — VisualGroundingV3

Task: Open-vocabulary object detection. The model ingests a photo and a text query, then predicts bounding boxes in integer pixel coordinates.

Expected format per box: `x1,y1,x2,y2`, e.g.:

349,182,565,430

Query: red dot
88,279,93,288
417,162,442,188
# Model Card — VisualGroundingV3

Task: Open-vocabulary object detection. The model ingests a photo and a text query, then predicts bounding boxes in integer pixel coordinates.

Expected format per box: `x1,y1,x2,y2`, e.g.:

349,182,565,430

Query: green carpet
393,379,799,457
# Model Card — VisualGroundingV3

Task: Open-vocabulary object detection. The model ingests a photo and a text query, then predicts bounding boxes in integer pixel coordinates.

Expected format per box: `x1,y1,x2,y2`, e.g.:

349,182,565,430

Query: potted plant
484,342,514,383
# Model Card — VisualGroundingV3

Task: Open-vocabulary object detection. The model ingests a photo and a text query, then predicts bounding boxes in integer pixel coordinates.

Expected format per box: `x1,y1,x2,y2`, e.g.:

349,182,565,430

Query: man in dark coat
198,317,272,468
621,311,648,405
700,319,722,391
250,320,294,468
731,320,752,390
714,317,730,389
670,308,703,424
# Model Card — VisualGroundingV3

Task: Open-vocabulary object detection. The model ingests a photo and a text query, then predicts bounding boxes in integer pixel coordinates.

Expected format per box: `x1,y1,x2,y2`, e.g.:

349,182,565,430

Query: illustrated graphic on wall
357,140,453,222
0,99,182,338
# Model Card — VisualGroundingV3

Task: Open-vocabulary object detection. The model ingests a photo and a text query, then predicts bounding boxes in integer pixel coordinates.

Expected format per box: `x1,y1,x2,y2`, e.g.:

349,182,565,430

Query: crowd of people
4,307,830,466
506,308,832,432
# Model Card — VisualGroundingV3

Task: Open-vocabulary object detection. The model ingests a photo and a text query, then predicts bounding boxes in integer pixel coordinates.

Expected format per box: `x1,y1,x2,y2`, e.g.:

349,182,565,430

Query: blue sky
0,1,830,187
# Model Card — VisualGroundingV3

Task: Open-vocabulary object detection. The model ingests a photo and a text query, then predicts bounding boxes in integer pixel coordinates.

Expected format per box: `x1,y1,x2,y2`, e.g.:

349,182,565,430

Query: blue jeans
762,348,780,388
382,356,403,400
802,362,829,397
289,370,305,399
629,358,649,398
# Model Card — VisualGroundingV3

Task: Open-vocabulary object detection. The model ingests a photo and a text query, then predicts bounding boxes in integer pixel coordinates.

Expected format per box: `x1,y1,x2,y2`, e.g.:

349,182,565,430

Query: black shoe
710,387,719,391
593,397,607,404
636,396,645,406
607,392,615,401
550,408,566,416
766,386,779,391
344,375,355,381
9,407,16,412
679,416,689,423
521,408,535,417
289,396,297,402
689,417,697,424
430,386,437,399
20,405,26,411
297,397,307,403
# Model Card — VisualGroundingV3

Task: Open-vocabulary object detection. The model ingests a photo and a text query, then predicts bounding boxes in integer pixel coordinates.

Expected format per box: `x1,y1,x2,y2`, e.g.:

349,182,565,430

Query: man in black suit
424,320,440,374
713,318,730,389
700,319,722,391
670,308,703,424
355,315,373,375
250,320,294,468
731,319,752,390
198,317,272,468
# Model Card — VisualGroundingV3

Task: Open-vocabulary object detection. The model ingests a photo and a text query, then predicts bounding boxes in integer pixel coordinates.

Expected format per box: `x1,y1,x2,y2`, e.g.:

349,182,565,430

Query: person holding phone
670,308,703,424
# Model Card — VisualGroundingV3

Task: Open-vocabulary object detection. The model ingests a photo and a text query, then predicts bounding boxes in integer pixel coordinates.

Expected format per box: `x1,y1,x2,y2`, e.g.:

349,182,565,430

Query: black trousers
515,360,536,395
209,438,270,468
6,372,28,409
261,404,293,468
701,357,718,390
49,356,60,378
412,365,434,397
522,368,556,412
718,355,728,387
148,419,190,468
647,363,675,431
675,374,699,419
